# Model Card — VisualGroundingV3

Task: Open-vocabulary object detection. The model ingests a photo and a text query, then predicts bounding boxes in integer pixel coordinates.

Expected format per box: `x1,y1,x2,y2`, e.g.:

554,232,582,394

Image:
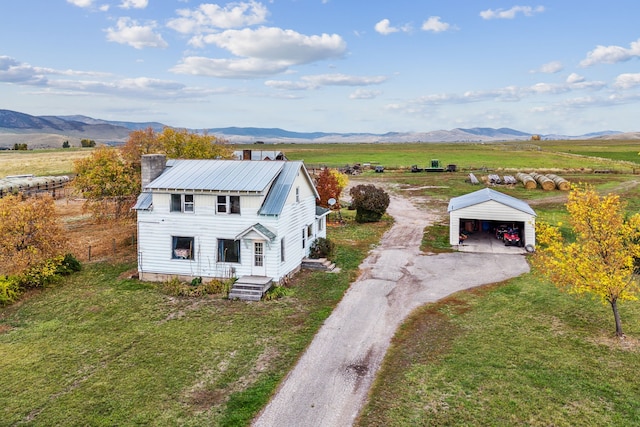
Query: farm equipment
426,159,444,172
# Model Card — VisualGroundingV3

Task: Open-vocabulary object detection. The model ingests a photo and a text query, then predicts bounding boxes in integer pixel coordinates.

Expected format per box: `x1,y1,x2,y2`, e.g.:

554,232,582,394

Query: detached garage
448,188,536,248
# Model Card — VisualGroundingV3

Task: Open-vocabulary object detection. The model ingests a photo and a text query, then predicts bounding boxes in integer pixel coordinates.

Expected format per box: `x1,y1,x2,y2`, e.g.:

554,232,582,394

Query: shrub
309,237,335,259
0,276,20,305
19,256,64,288
56,253,82,275
264,285,294,301
161,277,232,297
349,184,390,223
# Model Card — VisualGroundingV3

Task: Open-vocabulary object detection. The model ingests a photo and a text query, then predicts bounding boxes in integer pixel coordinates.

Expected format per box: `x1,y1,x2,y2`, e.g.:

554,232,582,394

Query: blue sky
1,1,639,135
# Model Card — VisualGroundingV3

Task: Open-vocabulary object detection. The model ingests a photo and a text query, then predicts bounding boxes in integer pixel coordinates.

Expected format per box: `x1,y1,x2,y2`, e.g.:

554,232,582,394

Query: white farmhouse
133,154,329,299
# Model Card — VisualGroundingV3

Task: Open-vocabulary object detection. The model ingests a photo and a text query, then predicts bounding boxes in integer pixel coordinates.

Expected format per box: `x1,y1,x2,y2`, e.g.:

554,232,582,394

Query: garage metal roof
145,159,285,193
447,188,536,216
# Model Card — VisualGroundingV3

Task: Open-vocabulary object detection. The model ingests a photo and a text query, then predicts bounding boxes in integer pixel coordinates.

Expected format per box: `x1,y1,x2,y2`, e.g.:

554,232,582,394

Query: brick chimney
141,154,166,190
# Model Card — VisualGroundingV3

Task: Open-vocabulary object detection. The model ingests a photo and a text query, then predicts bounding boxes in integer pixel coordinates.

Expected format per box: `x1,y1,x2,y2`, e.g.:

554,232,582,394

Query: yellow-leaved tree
158,128,233,160
0,194,67,277
532,184,640,337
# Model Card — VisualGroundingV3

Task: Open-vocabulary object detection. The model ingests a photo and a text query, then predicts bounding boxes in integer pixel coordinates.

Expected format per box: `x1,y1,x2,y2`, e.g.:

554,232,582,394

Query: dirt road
253,193,530,427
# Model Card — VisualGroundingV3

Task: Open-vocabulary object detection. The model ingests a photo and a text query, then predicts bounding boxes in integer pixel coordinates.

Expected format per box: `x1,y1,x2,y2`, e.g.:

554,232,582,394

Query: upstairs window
171,194,194,213
217,195,240,214
295,187,300,203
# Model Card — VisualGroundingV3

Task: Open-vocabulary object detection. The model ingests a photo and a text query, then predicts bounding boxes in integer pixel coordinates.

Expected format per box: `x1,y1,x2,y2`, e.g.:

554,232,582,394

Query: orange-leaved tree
316,168,348,208
532,184,640,337
73,146,141,220
0,193,67,277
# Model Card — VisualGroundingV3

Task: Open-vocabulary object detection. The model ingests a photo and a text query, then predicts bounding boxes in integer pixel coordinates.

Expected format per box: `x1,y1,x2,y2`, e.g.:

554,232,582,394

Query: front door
252,241,266,276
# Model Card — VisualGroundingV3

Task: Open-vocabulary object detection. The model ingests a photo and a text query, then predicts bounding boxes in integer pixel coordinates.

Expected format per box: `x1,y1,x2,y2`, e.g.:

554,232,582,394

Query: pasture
1,140,640,426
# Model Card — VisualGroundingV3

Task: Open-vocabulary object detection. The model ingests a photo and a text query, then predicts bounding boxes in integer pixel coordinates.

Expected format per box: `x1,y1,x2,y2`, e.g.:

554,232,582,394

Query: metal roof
133,192,153,210
447,188,536,216
145,159,285,193
259,161,315,216
235,223,277,241
316,206,331,217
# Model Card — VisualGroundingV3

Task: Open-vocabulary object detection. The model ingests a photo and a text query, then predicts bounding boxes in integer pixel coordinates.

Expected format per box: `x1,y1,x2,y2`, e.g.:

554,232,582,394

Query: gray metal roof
145,160,285,193
447,188,536,216
316,206,331,217
133,192,152,210
259,161,312,216
235,223,277,241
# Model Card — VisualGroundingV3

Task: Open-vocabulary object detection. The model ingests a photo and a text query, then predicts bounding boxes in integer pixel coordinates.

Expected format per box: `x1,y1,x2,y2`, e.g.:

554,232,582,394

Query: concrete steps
228,276,273,301
302,258,340,273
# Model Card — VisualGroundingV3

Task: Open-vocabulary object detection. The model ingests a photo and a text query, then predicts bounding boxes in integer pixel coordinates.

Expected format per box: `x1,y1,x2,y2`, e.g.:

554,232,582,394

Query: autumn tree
120,127,163,167
73,146,140,220
349,184,390,223
533,184,640,337
0,194,67,277
158,128,233,160
316,168,349,208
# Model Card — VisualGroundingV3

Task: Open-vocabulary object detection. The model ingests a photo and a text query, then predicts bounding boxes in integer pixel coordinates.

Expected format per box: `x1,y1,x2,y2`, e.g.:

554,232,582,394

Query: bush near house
349,184,390,223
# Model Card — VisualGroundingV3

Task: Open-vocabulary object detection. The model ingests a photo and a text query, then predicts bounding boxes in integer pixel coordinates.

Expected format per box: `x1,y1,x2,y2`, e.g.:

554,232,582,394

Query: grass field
0,210,391,426
1,141,640,426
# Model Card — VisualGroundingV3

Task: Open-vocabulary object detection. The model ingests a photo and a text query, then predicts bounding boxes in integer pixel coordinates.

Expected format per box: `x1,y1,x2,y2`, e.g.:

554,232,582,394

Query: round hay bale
546,174,570,191
516,172,537,190
530,172,556,191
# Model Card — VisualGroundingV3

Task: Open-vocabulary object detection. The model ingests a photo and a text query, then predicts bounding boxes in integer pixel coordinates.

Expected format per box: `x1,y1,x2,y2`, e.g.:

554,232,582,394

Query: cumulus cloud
167,1,268,34
580,38,640,67
67,0,93,7
614,73,640,89
265,73,387,90
0,55,215,100
421,16,452,33
120,0,148,9
173,27,346,78
374,19,399,35
349,89,382,99
480,5,545,20
566,73,585,84
105,17,168,49
533,61,563,74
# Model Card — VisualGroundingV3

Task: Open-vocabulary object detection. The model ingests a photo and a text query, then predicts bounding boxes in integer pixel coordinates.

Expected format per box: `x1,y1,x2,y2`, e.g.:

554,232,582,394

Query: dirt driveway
253,193,530,427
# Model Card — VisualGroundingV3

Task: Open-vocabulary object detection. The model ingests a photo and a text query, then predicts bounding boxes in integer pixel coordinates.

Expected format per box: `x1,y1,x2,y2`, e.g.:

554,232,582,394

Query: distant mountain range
0,109,636,149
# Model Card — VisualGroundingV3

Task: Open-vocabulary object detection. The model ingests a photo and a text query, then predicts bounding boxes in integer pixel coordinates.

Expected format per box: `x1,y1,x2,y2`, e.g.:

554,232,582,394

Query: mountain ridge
0,109,633,149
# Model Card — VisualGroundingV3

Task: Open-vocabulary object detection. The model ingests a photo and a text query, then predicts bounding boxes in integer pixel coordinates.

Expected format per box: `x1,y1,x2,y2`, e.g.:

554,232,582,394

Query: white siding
138,170,320,283
449,200,536,246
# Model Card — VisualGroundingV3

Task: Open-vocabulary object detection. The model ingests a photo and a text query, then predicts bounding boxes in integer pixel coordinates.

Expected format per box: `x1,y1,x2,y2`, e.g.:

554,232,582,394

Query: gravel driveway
253,193,530,427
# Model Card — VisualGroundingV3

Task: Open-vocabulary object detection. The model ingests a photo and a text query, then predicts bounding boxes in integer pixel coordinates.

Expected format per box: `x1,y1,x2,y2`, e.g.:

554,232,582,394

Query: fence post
88,245,92,261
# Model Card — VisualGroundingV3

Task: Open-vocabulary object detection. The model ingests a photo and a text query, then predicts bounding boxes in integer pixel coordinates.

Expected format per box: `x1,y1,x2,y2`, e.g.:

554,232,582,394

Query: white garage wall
449,200,536,246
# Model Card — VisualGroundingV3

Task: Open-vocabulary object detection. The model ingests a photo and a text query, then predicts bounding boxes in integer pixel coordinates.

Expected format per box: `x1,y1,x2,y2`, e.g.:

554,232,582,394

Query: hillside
0,109,634,148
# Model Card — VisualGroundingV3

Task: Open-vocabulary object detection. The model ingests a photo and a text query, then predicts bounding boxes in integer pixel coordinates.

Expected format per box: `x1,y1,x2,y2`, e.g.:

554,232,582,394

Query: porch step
228,276,273,301
302,258,339,273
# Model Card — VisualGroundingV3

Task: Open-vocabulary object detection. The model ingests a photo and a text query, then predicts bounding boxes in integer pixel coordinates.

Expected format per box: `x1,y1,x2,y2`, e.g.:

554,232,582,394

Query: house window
171,194,194,213
217,195,241,214
307,224,313,238
280,238,285,262
302,229,306,249
295,187,300,203
318,217,324,231
218,239,240,263
172,236,194,259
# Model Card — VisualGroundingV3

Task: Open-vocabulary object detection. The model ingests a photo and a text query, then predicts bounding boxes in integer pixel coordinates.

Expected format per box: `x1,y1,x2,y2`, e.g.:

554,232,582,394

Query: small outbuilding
448,188,536,248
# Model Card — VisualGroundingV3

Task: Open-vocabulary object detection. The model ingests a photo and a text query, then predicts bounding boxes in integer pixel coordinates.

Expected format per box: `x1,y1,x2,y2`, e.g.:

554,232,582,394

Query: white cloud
480,5,545,20
349,89,382,99
421,16,451,33
67,0,93,7
614,73,640,89
566,73,585,84
120,0,148,9
580,38,640,67
167,1,268,33
266,73,387,90
533,61,563,74
172,56,291,78
0,56,47,85
105,18,168,49
177,26,346,77
375,19,399,35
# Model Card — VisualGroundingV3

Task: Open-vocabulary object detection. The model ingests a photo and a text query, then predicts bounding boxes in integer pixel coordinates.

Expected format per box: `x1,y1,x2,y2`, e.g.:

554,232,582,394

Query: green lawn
2,142,640,426
0,210,391,426
358,272,640,427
